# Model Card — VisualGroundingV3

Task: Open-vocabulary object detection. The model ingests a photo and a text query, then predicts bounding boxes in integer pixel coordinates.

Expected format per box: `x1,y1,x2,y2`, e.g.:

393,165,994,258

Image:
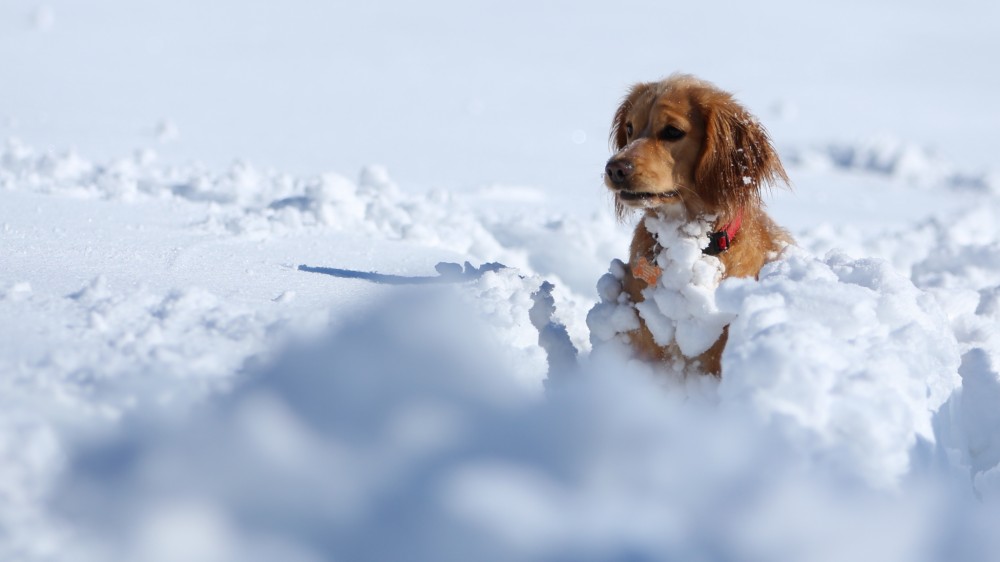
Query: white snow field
4,0,1000,560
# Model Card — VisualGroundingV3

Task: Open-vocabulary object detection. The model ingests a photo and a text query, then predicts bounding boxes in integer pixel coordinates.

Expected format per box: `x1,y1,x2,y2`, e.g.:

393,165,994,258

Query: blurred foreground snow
56,278,998,562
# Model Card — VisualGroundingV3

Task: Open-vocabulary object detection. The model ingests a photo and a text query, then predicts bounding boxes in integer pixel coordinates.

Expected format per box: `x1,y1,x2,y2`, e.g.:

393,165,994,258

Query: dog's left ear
695,96,789,214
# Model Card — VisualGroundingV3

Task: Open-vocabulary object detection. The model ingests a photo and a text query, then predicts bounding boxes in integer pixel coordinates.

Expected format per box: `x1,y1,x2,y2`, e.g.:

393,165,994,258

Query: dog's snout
605,159,634,186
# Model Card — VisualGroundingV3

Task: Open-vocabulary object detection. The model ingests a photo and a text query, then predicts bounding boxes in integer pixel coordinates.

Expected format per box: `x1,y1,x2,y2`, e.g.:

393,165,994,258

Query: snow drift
588,212,961,487
55,272,996,562
4,139,1000,561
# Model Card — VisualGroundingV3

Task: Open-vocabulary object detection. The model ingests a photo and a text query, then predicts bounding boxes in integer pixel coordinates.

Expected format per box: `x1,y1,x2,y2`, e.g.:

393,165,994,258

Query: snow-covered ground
3,1,1000,560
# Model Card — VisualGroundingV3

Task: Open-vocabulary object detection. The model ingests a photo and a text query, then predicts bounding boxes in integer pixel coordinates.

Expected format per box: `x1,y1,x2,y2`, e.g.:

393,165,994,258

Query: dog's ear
610,83,650,152
695,95,789,215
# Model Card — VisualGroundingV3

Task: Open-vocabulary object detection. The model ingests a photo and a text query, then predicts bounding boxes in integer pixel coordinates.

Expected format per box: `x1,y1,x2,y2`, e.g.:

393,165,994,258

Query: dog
604,74,792,375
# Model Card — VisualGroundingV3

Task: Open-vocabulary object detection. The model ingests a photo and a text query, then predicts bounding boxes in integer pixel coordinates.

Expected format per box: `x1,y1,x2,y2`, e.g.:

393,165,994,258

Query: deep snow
4,1,1000,560
5,133,1000,561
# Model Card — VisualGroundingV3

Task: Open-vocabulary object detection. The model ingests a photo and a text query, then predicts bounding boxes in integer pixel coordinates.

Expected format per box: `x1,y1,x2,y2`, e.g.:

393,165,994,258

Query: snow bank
792,198,1000,494
55,280,998,562
717,248,960,487
587,212,962,487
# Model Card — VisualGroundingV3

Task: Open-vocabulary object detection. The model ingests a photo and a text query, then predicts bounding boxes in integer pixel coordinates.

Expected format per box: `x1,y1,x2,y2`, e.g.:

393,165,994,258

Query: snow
45,291,999,562
3,0,1000,560
589,225,962,488
717,248,961,487
634,212,733,358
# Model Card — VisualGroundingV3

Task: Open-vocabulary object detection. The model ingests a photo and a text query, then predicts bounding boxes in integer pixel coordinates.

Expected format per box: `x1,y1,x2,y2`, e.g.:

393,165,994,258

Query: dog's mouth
617,190,679,204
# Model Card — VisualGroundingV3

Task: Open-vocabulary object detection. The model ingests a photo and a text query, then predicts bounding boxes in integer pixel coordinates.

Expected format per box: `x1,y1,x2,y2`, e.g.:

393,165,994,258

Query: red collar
703,211,743,256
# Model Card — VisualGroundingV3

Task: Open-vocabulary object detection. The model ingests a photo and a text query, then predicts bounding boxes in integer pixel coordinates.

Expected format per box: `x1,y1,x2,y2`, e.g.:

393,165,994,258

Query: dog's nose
605,159,634,186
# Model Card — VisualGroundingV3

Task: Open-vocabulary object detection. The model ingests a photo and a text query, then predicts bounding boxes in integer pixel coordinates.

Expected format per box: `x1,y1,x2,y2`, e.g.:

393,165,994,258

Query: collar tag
631,256,662,286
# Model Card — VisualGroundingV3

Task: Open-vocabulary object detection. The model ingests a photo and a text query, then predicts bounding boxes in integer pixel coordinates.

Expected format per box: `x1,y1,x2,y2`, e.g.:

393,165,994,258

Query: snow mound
937,349,1000,499
456,268,563,390
717,248,961,487
586,212,961,487
55,282,995,562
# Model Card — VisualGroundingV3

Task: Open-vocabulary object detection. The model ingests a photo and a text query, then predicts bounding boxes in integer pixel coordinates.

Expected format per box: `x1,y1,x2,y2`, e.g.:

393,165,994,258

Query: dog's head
605,74,788,220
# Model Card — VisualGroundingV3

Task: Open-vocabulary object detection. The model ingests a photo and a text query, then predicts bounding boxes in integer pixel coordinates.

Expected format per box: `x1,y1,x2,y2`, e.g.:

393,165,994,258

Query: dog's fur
604,74,791,375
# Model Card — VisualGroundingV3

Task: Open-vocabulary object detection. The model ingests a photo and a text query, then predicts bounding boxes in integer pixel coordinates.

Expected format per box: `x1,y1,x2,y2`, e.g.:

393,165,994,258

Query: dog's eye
625,122,634,137
658,125,685,141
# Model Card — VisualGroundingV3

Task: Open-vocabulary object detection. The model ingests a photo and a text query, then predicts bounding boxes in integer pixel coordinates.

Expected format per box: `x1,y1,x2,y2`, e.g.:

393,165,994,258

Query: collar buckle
703,210,743,256
704,231,730,256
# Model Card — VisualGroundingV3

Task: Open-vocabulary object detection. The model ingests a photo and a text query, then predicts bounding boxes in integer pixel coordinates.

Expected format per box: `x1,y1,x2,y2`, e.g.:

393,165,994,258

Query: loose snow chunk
588,212,731,362
936,349,1000,501
716,247,961,487
587,263,640,347
641,213,731,358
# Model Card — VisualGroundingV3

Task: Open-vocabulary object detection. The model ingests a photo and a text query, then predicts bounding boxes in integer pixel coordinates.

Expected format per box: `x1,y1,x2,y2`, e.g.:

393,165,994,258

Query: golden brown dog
604,74,791,375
